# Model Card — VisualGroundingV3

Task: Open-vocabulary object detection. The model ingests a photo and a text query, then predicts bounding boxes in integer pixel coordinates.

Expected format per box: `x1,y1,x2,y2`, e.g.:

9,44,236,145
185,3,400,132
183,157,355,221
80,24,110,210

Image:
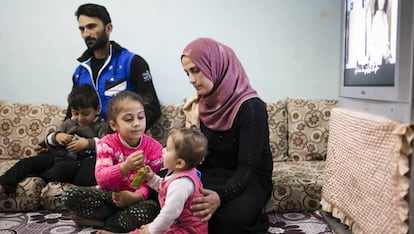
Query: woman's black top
198,97,273,204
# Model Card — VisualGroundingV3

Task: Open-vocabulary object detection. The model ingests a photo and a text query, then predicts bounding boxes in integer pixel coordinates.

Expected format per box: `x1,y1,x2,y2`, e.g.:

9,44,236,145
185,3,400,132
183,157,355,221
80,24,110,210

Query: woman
370,0,391,65
181,38,273,234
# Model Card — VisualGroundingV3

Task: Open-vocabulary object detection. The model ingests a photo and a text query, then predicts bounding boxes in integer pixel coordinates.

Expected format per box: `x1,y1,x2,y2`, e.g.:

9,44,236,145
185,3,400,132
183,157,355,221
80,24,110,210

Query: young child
138,127,208,234
61,91,163,233
0,84,107,196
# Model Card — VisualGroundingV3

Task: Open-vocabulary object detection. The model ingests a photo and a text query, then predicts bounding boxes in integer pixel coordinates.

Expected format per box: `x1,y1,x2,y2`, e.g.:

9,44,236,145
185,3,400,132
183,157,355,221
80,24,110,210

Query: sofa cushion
0,101,66,160
40,182,77,211
0,160,46,212
266,160,325,213
146,104,186,146
266,100,288,162
286,98,337,161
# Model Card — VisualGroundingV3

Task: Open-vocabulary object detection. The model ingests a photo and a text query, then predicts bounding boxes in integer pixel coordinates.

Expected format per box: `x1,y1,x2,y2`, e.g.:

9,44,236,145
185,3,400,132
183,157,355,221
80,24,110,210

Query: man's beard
85,32,109,51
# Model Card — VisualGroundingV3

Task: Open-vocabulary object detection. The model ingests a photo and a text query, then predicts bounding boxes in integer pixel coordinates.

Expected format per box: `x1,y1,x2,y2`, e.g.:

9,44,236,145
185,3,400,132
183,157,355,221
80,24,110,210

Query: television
338,0,414,123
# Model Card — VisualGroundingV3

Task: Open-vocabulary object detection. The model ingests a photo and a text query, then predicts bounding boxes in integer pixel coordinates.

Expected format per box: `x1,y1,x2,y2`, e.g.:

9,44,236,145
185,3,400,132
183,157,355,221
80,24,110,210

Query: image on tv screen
344,0,398,86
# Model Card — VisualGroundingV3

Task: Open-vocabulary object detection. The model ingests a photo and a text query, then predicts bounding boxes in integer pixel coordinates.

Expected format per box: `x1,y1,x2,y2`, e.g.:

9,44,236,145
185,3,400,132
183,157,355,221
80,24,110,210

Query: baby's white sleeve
148,177,194,234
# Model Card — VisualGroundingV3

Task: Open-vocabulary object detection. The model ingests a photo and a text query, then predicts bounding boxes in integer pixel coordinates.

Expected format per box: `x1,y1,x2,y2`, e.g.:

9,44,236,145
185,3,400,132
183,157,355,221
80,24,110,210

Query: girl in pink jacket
61,91,163,233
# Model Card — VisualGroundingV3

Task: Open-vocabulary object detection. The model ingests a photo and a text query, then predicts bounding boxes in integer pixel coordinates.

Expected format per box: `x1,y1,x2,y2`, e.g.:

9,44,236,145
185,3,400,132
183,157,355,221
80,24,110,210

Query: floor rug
0,210,334,234
267,211,334,234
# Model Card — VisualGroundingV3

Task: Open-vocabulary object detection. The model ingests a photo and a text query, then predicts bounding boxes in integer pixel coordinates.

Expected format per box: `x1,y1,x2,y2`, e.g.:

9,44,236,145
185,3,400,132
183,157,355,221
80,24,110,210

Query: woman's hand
112,190,144,208
190,188,221,222
121,150,144,175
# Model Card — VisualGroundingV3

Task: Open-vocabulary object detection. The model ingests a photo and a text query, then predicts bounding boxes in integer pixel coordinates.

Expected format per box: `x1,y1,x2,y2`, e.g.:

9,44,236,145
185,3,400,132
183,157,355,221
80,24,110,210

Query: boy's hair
169,127,208,169
68,84,99,110
75,3,112,25
106,91,145,122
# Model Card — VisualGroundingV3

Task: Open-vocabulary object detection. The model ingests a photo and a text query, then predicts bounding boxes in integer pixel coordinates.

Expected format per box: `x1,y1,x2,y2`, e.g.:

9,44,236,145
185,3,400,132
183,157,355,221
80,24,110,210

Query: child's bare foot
96,230,114,234
70,214,104,228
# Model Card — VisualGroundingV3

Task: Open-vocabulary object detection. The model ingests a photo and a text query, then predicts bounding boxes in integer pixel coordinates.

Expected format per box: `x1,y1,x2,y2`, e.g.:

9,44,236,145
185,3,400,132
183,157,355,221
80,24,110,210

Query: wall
0,0,341,105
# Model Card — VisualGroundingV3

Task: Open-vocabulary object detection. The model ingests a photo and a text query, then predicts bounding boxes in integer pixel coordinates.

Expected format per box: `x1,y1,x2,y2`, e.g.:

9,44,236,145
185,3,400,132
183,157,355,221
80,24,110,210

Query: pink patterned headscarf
182,38,258,131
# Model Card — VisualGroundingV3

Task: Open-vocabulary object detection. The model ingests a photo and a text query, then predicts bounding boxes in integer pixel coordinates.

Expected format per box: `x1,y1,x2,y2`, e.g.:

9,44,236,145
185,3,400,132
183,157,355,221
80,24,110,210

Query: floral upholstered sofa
0,98,337,213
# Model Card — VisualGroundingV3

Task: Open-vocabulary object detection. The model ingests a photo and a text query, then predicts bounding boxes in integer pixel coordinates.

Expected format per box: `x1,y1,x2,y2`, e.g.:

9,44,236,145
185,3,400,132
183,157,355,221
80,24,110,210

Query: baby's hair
106,91,145,121
169,127,208,169
68,84,99,110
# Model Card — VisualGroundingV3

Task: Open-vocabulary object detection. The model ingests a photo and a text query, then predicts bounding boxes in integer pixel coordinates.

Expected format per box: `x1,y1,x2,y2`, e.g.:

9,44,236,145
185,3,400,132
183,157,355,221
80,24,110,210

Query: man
67,3,161,130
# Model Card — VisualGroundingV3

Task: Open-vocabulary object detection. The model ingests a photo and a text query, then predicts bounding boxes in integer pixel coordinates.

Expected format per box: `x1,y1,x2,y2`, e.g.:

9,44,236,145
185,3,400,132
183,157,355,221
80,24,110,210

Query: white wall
0,0,341,106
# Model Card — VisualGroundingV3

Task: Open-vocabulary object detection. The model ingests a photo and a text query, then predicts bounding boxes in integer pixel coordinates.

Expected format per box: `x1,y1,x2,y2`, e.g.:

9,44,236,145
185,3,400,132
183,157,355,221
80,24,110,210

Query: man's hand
190,188,221,222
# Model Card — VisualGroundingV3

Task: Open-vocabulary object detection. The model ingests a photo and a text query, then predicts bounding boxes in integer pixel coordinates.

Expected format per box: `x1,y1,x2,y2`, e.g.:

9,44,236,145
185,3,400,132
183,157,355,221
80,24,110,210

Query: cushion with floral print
286,98,337,161
267,100,288,162
146,104,186,147
40,182,77,211
0,160,46,212
0,101,66,160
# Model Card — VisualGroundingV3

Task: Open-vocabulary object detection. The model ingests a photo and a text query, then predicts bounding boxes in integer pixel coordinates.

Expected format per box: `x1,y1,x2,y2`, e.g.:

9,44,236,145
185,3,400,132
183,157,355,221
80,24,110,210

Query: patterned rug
268,211,334,234
0,210,334,234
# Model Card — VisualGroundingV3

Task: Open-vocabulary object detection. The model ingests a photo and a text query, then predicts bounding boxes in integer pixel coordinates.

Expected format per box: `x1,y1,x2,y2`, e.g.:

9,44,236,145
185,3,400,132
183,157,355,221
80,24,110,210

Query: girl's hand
112,190,144,208
143,165,154,181
56,133,73,146
190,188,221,222
121,150,144,174
66,135,89,152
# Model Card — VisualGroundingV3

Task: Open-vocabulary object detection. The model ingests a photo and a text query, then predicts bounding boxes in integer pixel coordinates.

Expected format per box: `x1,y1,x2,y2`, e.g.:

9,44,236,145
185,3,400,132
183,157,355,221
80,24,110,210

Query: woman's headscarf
182,38,258,131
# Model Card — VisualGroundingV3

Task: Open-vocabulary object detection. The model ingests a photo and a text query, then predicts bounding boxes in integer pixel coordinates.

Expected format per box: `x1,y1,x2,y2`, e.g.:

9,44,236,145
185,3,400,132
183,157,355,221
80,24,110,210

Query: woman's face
181,56,214,97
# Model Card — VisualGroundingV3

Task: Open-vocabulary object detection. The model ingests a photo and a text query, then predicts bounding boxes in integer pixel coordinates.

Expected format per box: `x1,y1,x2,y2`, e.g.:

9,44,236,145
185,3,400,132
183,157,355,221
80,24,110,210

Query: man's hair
106,91,146,122
169,127,208,169
68,84,99,110
75,3,112,25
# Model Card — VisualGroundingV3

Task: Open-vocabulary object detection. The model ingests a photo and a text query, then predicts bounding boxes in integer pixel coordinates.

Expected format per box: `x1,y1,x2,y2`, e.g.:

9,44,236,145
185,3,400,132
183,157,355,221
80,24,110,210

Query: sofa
0,98,337,213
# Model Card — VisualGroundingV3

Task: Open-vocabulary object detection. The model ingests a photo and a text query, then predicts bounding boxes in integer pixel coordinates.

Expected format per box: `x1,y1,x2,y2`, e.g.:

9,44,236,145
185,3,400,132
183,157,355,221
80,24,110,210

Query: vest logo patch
142,70,152,82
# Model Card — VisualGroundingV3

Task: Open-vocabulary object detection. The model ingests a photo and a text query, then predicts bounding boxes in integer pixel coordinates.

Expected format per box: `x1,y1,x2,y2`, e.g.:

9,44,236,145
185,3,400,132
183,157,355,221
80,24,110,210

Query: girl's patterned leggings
61,187,160,232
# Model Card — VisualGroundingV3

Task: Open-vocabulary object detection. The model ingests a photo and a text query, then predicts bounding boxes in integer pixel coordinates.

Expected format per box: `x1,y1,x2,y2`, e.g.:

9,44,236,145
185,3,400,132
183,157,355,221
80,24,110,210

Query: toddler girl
138,127,208,234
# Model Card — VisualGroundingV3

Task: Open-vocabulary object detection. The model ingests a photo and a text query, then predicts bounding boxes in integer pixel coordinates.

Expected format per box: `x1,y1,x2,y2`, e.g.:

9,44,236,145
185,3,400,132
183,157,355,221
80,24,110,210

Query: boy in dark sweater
0,84,108,196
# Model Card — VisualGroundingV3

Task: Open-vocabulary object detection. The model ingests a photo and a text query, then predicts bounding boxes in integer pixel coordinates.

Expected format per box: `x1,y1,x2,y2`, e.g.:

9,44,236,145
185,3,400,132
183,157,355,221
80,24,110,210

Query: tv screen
338,0,413,122
344,0,398,87
339,0,413,103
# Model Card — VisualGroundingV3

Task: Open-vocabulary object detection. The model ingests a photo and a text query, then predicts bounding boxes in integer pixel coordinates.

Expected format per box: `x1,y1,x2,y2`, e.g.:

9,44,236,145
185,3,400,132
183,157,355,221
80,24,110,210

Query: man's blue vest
73,46,135,119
